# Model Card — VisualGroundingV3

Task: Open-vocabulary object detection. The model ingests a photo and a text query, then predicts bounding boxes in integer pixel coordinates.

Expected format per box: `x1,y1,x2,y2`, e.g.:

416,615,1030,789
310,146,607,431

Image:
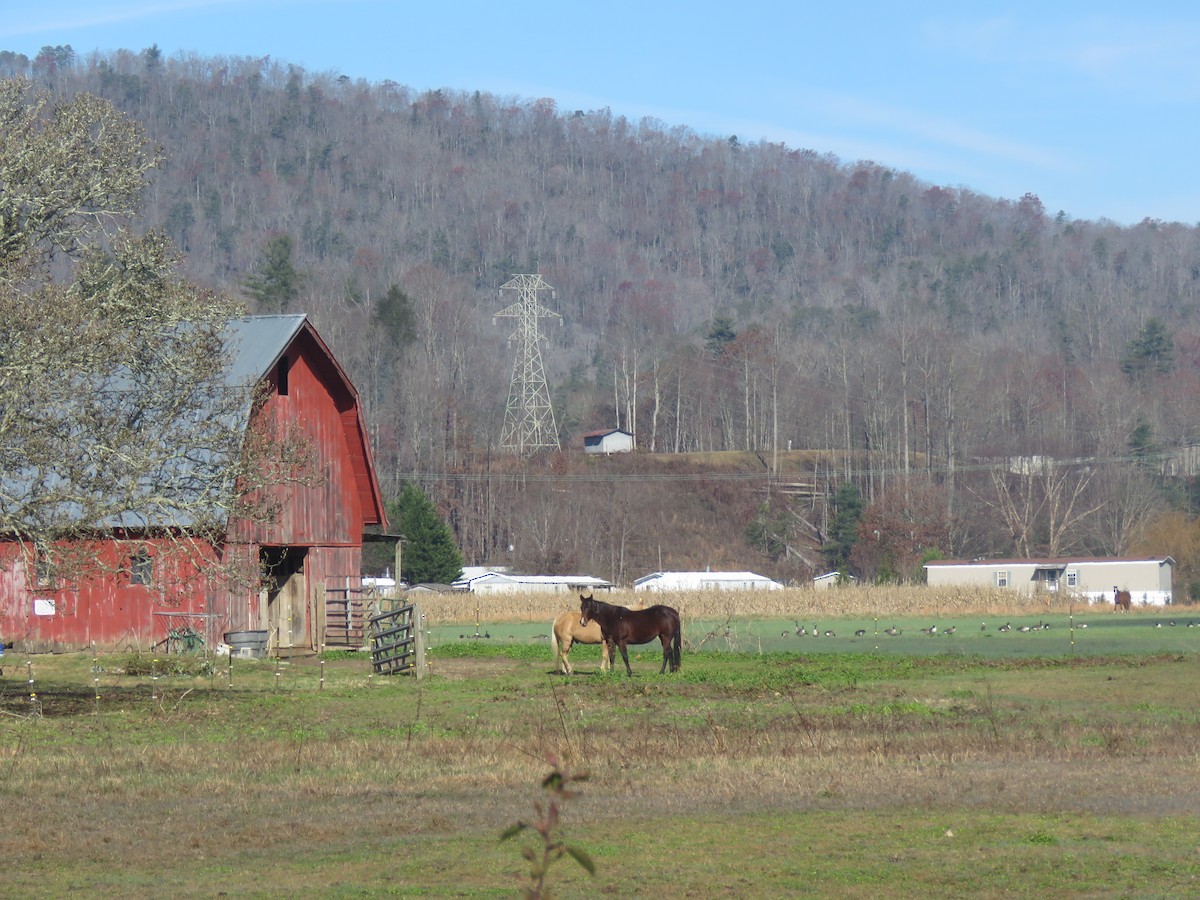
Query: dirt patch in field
427,655,533,680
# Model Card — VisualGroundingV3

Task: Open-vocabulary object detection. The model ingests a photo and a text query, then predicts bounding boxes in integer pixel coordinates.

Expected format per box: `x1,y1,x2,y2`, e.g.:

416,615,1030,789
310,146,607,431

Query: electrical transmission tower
494,273,562,454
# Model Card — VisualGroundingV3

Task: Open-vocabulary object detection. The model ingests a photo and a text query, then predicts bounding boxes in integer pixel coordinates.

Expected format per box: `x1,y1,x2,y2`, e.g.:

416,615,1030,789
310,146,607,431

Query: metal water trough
224,630,269,659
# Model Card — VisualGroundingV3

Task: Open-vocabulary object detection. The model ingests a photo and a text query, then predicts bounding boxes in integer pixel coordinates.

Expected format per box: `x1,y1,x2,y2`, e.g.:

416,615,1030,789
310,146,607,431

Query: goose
823,630,836,638
854,629,867,637
980,621,987,632
884,626,900,636
943,626,956,635
998,623,1011,632
1017,625,1031,633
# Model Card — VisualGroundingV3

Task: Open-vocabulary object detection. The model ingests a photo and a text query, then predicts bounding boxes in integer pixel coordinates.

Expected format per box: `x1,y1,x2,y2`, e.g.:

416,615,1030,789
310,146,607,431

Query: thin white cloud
0,0,297,38
922,14,1200,96
2,2,225,36
493,77,1072,192
804,90,1068,171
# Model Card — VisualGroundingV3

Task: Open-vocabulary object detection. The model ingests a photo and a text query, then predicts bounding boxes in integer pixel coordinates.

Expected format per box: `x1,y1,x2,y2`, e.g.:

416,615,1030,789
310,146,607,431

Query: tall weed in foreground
501,754,594,898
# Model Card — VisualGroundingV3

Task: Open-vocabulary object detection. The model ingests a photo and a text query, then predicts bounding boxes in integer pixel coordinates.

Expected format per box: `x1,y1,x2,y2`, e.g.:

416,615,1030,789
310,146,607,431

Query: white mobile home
633,571,783,592
924,557,1174,606
452,572,613,595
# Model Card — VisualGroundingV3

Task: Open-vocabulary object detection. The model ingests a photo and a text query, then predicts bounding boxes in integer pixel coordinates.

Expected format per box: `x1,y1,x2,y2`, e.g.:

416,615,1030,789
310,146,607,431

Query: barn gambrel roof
2,314,385,533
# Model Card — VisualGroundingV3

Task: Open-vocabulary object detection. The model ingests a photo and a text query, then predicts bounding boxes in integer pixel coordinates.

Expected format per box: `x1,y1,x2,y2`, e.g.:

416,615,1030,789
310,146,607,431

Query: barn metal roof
3,314,326,533
223,314,308,389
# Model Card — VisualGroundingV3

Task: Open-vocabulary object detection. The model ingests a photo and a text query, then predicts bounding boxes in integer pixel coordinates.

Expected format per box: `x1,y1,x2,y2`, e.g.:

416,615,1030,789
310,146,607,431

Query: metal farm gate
368,602,424,677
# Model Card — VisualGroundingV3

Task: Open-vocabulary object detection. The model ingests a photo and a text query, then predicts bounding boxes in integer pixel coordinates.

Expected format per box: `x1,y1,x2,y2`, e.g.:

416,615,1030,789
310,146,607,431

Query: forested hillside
7,46,1200,591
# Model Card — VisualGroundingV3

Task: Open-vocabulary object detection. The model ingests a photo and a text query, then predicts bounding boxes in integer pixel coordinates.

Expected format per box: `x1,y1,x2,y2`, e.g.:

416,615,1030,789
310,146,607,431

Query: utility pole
494,273,561,454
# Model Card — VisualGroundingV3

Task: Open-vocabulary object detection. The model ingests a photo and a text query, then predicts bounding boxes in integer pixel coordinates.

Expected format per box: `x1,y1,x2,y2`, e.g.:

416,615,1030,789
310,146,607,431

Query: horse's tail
671,616,682,671
550,625,560,660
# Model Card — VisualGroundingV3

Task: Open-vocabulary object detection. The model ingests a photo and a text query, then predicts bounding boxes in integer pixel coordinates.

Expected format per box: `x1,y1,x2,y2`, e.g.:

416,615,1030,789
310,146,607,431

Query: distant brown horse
1114,586,1132,612
580,594,681,677
551,610,611,675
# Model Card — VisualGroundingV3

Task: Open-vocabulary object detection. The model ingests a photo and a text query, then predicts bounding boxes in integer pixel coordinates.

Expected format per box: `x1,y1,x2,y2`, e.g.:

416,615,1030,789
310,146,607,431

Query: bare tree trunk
650,357,661,453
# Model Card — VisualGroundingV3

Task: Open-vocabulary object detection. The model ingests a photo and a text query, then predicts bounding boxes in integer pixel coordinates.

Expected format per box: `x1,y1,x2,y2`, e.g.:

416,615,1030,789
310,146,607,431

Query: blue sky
4,1,1200,225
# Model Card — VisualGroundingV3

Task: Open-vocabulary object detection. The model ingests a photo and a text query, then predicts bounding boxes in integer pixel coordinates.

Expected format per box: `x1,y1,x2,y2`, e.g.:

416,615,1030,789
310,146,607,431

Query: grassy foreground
2,598,1200,897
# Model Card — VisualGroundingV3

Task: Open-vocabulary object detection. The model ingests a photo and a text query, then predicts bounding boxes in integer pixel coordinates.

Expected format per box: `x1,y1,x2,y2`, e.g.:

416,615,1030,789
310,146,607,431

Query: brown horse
1114,586,1132,612
551,610,612,675
580,594,681,676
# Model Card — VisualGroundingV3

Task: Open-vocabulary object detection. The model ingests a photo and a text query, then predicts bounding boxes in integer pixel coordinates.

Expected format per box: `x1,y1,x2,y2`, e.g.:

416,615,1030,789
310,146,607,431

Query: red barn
0,314,387,654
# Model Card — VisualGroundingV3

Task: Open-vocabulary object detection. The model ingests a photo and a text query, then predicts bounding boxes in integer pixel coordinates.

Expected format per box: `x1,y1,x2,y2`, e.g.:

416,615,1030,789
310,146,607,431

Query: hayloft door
262,547,309,650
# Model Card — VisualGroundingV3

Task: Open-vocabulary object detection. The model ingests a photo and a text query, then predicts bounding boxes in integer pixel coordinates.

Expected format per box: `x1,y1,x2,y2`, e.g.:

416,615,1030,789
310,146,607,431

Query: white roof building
582,428,634,454
633,571,783,592
452,571,613,595
812,571,857,590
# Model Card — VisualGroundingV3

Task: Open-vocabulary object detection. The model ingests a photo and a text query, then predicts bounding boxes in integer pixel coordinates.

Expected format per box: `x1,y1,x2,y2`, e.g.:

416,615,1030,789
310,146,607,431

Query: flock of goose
780,618,1196,639
781,620,1095,638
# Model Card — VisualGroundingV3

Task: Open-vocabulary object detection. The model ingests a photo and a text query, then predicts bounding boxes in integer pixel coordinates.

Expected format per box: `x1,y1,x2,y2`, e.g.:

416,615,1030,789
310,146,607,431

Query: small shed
813,571,857,590
452,572,614,595
583,428,634,454
633,571,783,592
924,557,1174,605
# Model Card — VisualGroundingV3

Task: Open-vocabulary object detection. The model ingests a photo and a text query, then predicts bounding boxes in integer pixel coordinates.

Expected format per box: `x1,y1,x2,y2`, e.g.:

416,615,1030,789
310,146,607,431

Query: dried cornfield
411,584,1112,627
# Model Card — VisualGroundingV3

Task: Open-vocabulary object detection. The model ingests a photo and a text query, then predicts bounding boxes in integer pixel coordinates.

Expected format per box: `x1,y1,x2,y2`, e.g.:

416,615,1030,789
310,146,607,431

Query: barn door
262,547,309,650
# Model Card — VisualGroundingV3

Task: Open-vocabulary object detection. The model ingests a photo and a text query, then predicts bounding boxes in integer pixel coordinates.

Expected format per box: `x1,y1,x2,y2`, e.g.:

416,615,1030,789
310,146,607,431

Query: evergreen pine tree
822,483,864,574
704,316,736,356
393,483,464,584
242,233,304,313
1120,317,1174,379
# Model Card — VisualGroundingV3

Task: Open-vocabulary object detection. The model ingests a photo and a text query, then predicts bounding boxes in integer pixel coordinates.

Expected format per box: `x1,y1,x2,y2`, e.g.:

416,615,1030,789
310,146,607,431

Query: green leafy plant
120,654,215,677
500,754,595,898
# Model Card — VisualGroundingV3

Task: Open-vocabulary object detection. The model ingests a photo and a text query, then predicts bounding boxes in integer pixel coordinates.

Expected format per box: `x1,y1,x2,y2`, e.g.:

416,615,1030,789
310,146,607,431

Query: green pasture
1,617,1200,897
435,609,1200,661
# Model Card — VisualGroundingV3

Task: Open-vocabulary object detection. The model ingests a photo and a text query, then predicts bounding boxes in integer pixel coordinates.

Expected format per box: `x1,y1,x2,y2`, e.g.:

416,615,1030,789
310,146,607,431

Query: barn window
34,554,54,588
1065,569,1079,588
130,551,153,586
994,570,1009,588
276,355,290,396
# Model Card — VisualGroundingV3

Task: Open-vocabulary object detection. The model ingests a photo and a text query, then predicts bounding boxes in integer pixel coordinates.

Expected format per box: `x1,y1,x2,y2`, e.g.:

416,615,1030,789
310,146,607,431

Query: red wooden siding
0,538,221,652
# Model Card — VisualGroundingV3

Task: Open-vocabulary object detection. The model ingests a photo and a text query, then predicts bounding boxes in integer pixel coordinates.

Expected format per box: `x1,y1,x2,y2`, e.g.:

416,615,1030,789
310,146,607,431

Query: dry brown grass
417,584,1116,625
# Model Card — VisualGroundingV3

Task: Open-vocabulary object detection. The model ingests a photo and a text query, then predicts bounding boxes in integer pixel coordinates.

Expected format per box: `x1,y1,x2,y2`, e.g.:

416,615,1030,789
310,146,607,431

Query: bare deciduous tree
0,79,278,581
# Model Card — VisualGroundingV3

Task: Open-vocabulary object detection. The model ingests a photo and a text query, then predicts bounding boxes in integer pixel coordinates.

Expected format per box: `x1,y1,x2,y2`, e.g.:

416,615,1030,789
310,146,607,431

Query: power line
400,449,1177,485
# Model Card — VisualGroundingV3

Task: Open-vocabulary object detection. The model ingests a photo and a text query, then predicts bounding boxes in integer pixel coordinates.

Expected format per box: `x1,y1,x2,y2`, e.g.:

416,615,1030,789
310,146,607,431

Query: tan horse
551,609,612,675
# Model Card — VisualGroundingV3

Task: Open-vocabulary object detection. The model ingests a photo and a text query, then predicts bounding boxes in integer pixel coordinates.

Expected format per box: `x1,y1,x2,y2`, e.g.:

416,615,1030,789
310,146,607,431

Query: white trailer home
633,571,784,592
924,557,1175,606
452,571,613,595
